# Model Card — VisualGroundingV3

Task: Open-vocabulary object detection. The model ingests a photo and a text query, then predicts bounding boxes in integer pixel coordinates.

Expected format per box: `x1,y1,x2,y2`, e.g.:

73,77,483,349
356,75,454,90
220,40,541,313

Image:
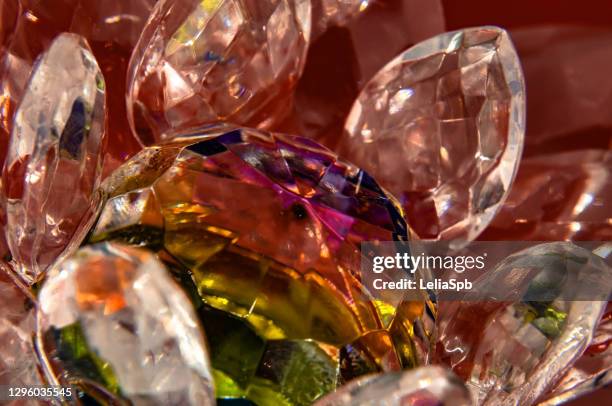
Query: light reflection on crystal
436,243,610,405
337,26,526,244
2,33,105,283
37,242,215,405
314,366,472,406
0,263,41,399
128,0,312,144
480,149,611,241
88,126,432,404
540,307,611,404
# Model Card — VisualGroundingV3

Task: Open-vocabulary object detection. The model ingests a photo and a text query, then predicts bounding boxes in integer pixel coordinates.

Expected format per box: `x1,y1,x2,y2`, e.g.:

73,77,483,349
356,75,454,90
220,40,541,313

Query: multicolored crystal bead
88,126,430,405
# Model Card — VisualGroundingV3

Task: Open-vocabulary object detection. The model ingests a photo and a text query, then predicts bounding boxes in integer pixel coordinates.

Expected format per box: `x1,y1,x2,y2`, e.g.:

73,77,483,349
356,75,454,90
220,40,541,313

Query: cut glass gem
128,0,312,144
436,243,610,405
337,26,526,243
2,33,105,283
37,242,215,405
89,126,431,405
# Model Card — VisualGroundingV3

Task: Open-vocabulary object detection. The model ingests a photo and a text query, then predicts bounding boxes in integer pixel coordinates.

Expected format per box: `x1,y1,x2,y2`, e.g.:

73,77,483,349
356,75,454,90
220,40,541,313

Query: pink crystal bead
337,26,526,243
0,0,155,174
2,33,105,283
127,0,312,145
436,243,609,405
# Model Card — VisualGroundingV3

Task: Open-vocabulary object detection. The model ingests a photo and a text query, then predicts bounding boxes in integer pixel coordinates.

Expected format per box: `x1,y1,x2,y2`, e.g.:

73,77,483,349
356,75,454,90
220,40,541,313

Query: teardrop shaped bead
436,242,610,405
2,33,106,283
338,26,526,243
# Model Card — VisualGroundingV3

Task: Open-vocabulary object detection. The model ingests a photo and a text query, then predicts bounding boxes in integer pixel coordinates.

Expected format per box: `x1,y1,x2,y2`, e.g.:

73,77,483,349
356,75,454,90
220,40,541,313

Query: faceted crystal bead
278,0,445,148
0,264,41,395
89,126,429,405
480,150,611,241
0,0,155,175
436,243,609,405
1,0,153,262
2,33,105,283
127,0,312,145
38,242,215,405
337,27,526,243
313,366,472,406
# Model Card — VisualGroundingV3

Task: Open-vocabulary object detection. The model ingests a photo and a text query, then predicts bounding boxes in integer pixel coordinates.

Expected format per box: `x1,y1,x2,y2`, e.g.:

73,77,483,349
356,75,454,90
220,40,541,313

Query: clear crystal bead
338,26,526,243
3,33,106,283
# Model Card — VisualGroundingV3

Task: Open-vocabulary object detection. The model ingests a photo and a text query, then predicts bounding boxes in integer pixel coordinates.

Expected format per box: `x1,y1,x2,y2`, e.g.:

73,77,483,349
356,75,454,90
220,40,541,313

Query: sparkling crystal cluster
0,1,610,406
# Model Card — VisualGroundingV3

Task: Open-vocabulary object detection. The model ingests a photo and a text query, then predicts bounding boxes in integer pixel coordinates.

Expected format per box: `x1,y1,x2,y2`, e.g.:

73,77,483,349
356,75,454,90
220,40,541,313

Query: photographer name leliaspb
361,241,611,301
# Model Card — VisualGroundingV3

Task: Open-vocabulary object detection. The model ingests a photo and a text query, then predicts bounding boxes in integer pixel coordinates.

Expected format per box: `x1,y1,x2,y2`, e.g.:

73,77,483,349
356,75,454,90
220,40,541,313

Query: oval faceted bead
128,0,312,145
89,126,430,405
38,242,215,405
2,33,105,283
338,26,526,243
0,0,156,175
436,242,610,405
